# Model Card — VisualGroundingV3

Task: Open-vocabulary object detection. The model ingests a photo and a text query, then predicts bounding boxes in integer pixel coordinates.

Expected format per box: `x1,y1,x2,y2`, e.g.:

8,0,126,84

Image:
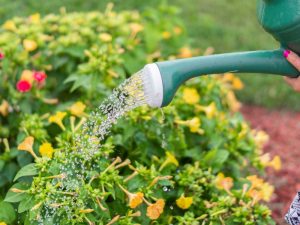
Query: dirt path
241,105,300,225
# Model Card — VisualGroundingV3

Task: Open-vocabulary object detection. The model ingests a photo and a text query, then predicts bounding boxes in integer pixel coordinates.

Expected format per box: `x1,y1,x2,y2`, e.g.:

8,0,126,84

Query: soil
241,105,300,225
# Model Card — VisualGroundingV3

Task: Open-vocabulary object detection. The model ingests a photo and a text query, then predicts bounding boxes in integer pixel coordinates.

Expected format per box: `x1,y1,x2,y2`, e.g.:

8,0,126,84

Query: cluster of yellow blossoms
246,175,274,203
118,187,193,220
114,151,194,221
215,172,275,204
18,136,54,159
162,26,182,41
48,101,87,131
252,129,281,170
118,184,166,220
175,87,218,135
17,101,88,159
2,14,41,52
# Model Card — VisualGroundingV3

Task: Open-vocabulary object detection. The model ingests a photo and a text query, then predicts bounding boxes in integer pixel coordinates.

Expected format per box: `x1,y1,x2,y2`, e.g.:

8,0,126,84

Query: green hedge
0,4,278,225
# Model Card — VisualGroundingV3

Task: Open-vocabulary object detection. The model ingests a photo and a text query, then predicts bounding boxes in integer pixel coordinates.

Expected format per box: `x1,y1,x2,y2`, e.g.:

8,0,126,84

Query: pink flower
33,71,47,83
0,52,4,60
16,80,32,92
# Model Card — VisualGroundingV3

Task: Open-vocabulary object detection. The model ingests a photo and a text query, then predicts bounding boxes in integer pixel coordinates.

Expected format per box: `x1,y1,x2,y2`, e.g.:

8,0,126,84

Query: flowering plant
0,3,280,225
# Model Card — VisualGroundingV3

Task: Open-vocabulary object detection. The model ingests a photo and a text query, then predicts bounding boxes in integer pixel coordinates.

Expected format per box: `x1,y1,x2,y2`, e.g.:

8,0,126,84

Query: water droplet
163,186,169,192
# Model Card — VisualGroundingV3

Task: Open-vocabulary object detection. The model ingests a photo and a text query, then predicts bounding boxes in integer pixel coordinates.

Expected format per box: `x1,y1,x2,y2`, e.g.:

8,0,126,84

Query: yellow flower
246,175,274,203
0,100,9,117
23,39,38,52
223,73,235,82
20,70,34,84
246,175,264,189
223,73,244,90
39,143,54,158
226,91,241,112
252,130,269,149
178,47,193,58
29,13,40,23
215,173,233,191
18,136,38,159
232,77,244,90
129,192,144,209
238,122,249,139
173,26,182,35
260,182,274,202
187,117,201,133
176,195,193,209
162,31,171,39
247,189,263,204
2,20,16,31
259,153,271,167
196,102,217,119
259,154,281,171
69,101,87,117
18,136,34,151
269,155,281,171
0,222,7,225
159,151,179,171
48,111,67,130
117,184,144,209
146,199,165,220
182,87,200,104
99,33,112,42
130,23,144,34
175,117,204,134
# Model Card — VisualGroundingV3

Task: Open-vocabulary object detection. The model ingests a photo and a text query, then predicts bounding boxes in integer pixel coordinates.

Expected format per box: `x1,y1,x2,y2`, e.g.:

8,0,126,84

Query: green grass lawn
1,0,299,110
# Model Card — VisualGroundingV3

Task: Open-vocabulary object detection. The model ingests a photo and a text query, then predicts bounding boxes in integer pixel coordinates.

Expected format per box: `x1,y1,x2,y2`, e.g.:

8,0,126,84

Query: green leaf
3,162,19,182
61,45,85,58
5,183,29,203
18,195,35,213
0,160,4,172
17,152,34,167
64,74,92,92
0,173,8,187
64,74,78,83
203,149,229,168
14,163,37,182
0,201,16,224
203,149,217,163
213,149,230,165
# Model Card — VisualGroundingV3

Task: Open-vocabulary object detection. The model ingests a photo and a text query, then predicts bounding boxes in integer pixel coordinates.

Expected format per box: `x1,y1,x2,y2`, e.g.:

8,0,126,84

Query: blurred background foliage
1,0,299,110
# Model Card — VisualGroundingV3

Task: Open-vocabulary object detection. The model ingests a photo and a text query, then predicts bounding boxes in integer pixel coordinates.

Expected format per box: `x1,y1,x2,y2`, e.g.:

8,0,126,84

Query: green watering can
142,0,300,108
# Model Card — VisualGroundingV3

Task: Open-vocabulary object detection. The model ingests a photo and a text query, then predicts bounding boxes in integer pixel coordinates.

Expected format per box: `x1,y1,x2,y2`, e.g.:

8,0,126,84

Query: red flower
0,52,4,60
16,80,32,92
33,71,47,83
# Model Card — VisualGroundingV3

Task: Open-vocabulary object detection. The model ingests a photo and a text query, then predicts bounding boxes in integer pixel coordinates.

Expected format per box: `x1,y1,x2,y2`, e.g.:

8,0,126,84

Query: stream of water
41,71,150,223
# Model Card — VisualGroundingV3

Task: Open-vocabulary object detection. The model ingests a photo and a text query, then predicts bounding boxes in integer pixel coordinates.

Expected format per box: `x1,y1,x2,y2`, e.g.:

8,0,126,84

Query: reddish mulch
241,105,300,225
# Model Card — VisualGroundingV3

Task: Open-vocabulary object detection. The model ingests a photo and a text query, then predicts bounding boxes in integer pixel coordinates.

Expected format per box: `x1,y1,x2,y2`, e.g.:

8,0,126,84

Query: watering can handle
156,48,300,106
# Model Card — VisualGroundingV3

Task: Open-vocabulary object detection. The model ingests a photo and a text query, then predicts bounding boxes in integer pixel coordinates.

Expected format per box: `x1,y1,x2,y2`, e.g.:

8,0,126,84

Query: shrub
0,3,279,225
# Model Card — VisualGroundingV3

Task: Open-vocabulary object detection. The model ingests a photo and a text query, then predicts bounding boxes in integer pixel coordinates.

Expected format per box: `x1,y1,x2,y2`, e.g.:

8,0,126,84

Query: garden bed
242,105,300,225
0,5,278,224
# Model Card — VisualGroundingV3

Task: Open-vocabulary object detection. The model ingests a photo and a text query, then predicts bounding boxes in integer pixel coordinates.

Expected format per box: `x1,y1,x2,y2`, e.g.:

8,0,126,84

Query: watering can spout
142,48,299,108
